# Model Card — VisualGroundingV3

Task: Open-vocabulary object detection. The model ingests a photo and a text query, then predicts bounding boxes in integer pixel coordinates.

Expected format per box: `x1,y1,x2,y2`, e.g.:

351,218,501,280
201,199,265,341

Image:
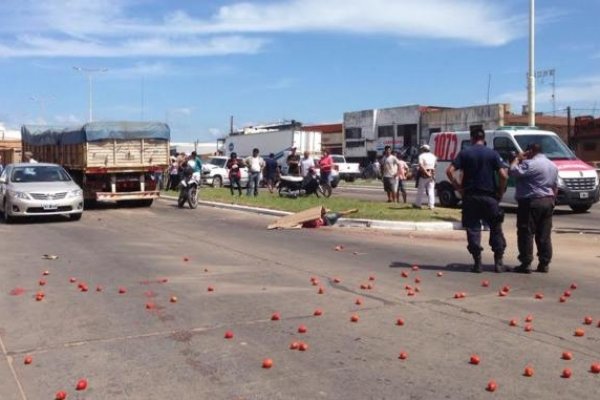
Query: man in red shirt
318,149,334,186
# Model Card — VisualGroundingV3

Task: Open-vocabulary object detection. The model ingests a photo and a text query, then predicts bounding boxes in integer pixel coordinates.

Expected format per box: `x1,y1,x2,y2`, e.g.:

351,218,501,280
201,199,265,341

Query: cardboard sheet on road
267,206,324,230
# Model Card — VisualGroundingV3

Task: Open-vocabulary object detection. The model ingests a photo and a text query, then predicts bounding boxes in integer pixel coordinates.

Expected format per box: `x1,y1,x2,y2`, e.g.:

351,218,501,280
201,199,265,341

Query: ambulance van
431,127,600,213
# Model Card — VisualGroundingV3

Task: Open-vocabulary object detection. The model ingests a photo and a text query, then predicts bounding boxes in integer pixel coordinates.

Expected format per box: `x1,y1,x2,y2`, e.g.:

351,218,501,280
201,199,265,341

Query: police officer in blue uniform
446,129,509,273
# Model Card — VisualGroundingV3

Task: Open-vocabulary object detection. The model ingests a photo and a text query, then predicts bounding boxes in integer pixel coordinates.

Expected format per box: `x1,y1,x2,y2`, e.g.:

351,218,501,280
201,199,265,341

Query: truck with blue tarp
21,121,170,206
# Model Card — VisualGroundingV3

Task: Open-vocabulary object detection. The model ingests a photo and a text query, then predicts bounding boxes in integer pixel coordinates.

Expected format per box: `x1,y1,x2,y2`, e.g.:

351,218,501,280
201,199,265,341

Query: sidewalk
160,194,462,232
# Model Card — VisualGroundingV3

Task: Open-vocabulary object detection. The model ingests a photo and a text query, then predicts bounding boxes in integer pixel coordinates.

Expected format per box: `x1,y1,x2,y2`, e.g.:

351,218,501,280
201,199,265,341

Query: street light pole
73,66,108,122
528,0,536,127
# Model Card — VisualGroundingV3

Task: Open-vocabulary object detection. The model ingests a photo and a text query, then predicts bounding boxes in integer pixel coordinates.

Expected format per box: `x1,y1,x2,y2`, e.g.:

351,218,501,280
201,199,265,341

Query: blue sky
0,0,599,142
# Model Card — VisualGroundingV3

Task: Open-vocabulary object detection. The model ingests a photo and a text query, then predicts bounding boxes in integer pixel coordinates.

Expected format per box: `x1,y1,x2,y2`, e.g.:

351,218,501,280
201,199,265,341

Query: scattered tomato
55,391,67,400
42,271,50,276
224,331,234,339
407,290,415,296
24,356,33,365
96,286,103,292
79,284,88,292
170,296,177,303
396,318,405,326
271,313,281,321
398,351,408,360
563,290,571,297
311,280,319,286
570,283,578,290
590,363,600,374
562,368,572,378
437,272,444,277
350,314,359,323
333,277,341,283
318,286,325,294
583,316,593,325
38,279,46,286
486,380,497,392
498,290,508,297
313,309,323,316
562,351,573,360
118,287,127,294
481,280,490,287
366,283,373,290
470,355,480,365
559,296,567,303
334,245,343,251
502,285,510,292
412,265,419,271
574,328,585,337
534,292,544,300
298,325,307,333
525,315,533,323
414,277,421,284
355,298,363,306
69,277,77,283
369,276,375,281
75,379,88,391
509,319,518,327
401,271,409,278
298,342,309,351
207,286,214,292
289,342,299,350
523,366,534,377
262,358,273,369
524,324,533,332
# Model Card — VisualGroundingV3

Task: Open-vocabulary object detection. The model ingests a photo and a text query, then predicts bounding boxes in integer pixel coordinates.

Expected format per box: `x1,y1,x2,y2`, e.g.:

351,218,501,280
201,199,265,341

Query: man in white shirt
244,148,265,196
300,151,315,177
23,152,38,163
413,144,437,210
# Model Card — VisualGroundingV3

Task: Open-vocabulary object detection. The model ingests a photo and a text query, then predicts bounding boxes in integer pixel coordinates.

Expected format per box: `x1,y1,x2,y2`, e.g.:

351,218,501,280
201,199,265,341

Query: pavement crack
0,332,28,400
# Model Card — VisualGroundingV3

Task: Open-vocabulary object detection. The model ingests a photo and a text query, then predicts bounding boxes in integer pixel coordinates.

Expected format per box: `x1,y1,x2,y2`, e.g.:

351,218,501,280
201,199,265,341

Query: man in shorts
381,146,401,203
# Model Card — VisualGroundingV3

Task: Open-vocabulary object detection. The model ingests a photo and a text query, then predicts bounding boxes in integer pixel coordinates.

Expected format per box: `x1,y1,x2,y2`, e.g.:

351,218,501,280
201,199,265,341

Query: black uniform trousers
462,194,506,257
516,197,554,266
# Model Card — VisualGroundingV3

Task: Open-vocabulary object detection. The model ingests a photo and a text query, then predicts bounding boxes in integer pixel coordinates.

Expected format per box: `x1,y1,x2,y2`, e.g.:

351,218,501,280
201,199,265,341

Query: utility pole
567,106,572,148
486,73,492,105
527,0,536,127
73,66,108,122
230,115,234,134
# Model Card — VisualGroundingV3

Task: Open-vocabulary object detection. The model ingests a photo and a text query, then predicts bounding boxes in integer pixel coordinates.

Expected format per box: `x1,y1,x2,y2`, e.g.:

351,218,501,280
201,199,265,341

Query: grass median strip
163,188,460,222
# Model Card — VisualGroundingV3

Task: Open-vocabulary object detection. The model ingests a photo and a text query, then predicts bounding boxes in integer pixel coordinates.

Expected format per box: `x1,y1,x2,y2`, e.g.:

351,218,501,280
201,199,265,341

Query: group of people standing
225,147,335,197
167,151,202,191
380,144,437,209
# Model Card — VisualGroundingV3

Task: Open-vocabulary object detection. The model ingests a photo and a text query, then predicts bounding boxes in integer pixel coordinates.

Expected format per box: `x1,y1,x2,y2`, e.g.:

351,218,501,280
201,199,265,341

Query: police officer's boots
471,255,482,273
494,254,506,273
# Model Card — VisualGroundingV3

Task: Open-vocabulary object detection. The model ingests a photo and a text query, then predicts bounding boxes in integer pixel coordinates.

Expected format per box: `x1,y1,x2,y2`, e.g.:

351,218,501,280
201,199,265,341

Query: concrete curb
160,195,463,231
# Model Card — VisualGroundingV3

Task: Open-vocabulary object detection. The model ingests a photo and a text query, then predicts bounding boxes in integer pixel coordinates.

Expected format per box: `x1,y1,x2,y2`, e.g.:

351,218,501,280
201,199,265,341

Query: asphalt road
1,201,599,399
336,184,600,233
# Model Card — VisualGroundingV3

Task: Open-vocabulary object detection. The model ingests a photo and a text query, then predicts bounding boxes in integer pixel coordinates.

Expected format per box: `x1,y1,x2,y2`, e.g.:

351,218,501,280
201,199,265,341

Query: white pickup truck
331,155,360,182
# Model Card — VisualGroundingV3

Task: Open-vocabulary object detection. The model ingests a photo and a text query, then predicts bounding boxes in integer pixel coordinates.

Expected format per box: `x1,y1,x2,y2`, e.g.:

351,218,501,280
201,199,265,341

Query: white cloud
208,128,222,138
54,114,81,124
0,0,527,58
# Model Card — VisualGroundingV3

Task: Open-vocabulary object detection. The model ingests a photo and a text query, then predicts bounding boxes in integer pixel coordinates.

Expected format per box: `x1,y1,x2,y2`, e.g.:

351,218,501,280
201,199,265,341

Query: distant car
202,156,249,187
0,163,84,223
331,155,361,182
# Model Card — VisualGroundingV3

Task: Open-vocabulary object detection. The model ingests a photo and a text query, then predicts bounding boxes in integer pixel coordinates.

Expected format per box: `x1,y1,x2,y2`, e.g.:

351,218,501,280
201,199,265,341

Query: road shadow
390,261,498,273
4,215,75,225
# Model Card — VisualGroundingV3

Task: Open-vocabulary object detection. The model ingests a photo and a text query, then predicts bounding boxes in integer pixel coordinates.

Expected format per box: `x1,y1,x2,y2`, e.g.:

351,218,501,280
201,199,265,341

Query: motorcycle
178,167,200,209
278,169,332,198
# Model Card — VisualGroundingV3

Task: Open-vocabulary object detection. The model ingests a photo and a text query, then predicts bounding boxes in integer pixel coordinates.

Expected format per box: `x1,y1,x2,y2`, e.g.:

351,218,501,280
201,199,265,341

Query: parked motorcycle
178,167,200,209
278,170,332,198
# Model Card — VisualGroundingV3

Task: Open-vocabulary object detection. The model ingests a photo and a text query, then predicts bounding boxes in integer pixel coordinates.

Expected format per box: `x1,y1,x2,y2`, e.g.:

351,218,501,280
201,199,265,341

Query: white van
431,127,600,213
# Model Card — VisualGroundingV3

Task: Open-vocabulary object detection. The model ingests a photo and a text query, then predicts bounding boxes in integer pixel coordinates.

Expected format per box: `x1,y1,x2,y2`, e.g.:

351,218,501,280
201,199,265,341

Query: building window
345,127,362,139
377,125,394,138
346,140,365,148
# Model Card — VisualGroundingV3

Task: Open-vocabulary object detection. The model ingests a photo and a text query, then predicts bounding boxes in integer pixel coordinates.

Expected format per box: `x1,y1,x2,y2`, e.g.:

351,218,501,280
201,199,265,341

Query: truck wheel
570,204,591,213
437,183,459,208
133,199,154,207
213,176,223,188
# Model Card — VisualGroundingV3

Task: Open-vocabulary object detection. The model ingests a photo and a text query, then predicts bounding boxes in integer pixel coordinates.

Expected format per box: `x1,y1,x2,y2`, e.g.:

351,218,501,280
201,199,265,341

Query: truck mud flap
96,191,160,201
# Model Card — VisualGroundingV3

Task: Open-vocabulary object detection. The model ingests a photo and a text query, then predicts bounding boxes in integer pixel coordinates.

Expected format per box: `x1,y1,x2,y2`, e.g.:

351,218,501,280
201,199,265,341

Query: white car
331,155,360,182
0,163,84,223
202,156,249,187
